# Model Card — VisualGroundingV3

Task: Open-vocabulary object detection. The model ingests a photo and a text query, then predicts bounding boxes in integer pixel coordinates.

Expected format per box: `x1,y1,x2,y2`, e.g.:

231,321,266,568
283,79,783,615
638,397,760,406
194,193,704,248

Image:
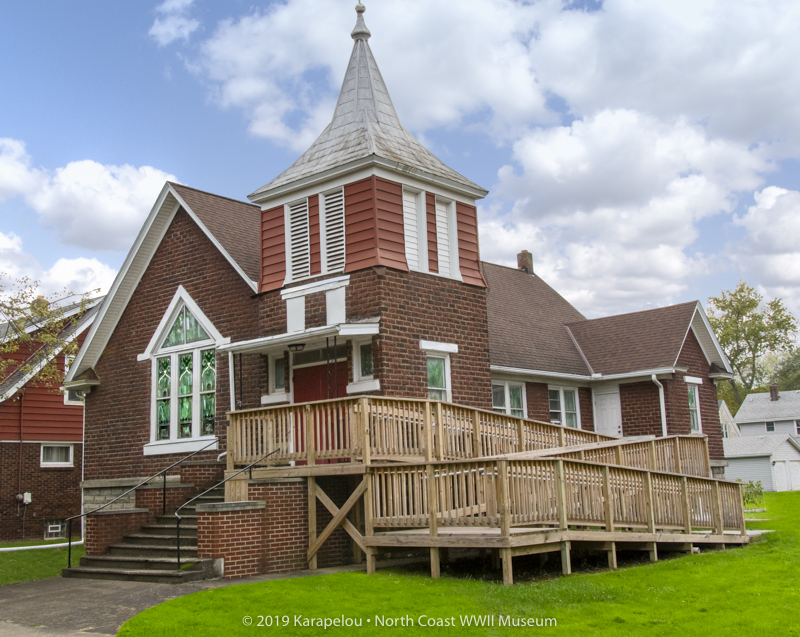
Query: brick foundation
196,501,268,579
84,509,150,556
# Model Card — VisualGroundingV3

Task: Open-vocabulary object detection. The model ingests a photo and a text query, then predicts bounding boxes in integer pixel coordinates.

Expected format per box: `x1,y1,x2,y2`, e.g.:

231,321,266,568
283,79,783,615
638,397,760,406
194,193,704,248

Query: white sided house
734,386,800,439
723,435,800,492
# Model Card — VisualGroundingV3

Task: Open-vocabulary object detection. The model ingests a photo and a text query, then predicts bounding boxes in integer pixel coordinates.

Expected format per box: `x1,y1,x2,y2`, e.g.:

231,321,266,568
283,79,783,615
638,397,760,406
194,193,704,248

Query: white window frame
492,381,527,418
44,520,66,540
41,444,73,468
347,338,381,394
139,288,223,456
686,377,703,433
420,341,456,403
766,421,775,433
548,386,581,429
63,355,84,406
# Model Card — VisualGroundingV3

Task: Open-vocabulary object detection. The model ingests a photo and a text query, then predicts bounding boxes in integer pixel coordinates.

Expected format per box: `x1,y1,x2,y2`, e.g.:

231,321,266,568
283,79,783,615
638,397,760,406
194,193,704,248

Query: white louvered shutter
288,199,310,280
322,188,346,273
435,198,451,277
403,188,419,270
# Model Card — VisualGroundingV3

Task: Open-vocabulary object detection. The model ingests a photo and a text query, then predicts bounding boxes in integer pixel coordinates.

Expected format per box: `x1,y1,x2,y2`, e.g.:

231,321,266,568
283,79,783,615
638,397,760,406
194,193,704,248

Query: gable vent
322,188,345,273
288,199,310,280
435,198,451,277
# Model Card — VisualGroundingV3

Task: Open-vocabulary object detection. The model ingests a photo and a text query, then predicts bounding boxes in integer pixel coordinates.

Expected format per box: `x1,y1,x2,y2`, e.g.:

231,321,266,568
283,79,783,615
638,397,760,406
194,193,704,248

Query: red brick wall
134,485,194,524
249,481,308,573
85,510,149,556
84,208,262,482
578,387,594,431
197,504,267,578
619,381,663,438
0,442,82,542
525,382,550,422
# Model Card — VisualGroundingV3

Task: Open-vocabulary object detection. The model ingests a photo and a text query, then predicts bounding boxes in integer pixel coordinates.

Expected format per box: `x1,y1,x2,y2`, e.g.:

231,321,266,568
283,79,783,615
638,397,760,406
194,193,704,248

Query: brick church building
64,3,734,578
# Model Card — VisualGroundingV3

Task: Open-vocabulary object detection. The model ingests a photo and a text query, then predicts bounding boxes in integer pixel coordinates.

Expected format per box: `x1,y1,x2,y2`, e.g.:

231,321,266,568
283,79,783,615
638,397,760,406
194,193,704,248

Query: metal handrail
65,438,218,568
174,448,279,568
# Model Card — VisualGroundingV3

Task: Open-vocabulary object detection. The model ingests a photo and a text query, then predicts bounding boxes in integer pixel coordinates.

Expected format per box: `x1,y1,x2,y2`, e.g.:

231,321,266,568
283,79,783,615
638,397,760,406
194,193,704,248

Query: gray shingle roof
723,434,800,458
734,389,800,424
249,7,485,200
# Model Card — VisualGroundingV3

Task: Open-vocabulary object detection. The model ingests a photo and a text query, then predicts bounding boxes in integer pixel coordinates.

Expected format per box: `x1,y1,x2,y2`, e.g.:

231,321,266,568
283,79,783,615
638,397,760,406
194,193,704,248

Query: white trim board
67,183,257,384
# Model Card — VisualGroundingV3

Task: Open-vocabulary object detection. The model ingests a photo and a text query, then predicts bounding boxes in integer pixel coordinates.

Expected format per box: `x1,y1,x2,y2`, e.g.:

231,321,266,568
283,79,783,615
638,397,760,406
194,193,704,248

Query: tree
707,281,797,405
773,349,800,391
0,274,95,397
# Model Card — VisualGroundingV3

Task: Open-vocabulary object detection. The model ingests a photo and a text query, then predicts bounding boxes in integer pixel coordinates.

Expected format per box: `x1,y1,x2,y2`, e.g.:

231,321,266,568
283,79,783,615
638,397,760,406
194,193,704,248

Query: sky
2,0,800,320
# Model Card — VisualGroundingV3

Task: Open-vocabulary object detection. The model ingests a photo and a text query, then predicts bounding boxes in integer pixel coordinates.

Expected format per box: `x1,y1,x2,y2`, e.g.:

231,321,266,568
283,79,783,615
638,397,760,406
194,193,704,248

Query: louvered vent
435,198,451,277
288,199,310,280
323,189,346,273
403,188,419,271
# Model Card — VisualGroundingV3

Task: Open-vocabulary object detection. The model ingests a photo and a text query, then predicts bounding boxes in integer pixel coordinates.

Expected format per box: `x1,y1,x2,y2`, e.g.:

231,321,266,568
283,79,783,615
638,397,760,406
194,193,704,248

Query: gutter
652,374,668,437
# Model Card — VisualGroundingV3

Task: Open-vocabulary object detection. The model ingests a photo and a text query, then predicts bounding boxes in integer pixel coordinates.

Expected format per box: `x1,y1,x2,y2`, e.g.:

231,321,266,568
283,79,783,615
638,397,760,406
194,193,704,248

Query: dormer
249,3,489,293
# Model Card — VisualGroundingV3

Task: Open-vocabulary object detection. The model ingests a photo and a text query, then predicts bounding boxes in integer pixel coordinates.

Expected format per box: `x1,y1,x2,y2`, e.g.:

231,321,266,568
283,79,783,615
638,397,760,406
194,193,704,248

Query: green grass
0,540,85,586
119,493,800,636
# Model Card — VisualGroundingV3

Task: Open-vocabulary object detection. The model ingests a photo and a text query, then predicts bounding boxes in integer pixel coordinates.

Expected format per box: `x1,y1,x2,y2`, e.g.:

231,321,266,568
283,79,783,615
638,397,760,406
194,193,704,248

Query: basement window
44,520,66,540
41,445,73,468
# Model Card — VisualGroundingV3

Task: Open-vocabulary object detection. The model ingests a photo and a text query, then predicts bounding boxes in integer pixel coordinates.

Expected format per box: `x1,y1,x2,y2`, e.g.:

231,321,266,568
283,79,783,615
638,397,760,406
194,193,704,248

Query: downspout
18,390,25,495
651,374,668,438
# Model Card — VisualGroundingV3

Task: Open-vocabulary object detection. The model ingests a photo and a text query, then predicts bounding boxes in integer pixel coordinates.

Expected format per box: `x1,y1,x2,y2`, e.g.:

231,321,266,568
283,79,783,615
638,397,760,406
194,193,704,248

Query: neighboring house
719,400,740,438
724,434,800,492
485,260,733,474
63,5,736,579
0,300,101,541
734,386,800,439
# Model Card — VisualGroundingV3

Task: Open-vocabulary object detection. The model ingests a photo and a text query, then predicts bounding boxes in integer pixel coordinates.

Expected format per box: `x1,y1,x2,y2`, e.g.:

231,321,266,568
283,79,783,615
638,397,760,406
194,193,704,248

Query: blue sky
2,0,800,321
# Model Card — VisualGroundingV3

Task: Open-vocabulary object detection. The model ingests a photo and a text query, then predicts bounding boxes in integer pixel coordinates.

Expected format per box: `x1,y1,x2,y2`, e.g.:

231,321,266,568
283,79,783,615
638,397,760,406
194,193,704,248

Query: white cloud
731,187,800,316
0,138,175,252
150,0,200,47
0,231,117,298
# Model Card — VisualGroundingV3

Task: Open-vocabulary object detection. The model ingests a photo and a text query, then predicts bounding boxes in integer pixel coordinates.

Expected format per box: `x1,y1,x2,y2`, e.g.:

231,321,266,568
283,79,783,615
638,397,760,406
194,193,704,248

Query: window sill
346,379,381,394
143,437,218,456
261,392,291,405
40,463,74,469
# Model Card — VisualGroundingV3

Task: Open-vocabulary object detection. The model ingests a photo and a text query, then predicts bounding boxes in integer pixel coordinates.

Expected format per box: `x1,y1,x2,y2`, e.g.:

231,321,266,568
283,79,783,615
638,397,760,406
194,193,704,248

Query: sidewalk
0,558,422,636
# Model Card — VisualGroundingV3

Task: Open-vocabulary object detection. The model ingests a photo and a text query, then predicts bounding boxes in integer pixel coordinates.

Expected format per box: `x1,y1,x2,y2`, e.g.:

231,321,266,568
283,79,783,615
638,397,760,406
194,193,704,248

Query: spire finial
351,3,371,40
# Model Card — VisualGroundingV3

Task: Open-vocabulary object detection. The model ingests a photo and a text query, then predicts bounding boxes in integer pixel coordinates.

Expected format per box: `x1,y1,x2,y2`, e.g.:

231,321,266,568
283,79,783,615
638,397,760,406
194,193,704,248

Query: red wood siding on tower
455,202,486,287
426,193,438,274
260,204,286,293
309,194,321,276
374,177,408,272
344,177,379,272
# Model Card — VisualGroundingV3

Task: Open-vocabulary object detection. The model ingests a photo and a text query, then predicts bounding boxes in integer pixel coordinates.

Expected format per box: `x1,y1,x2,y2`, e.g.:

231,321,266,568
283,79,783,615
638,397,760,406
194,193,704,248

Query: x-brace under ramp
307,476,367,569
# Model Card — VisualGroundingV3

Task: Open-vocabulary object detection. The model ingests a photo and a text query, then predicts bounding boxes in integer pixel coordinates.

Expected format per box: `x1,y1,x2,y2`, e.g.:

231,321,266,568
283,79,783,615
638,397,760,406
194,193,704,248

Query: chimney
31,295,49,314
770,383,779,401
517,250,534,274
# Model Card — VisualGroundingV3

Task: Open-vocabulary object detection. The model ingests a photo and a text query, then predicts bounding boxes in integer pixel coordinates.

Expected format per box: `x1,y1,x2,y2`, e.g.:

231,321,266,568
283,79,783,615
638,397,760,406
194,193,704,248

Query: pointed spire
351,3,371,40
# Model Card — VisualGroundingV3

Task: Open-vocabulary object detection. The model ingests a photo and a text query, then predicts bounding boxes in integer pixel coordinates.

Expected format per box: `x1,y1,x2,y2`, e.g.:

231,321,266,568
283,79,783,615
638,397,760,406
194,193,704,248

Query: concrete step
61,566,207,584
140,524,197,538
123,533,198,547
107,543,198,559
79,555,206,572
156,514,197,525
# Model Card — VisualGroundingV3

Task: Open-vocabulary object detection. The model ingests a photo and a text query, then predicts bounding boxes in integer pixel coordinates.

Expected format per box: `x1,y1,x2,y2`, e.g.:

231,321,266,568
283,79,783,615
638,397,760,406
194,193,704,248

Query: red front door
293,362,348,402
293,362,348,464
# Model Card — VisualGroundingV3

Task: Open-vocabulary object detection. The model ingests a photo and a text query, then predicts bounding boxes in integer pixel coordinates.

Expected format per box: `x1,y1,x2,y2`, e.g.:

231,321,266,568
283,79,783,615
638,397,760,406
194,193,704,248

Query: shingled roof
734,389,800,424
485,263,729,379
566,302,698,376
249,4,486,201
170,183,261,282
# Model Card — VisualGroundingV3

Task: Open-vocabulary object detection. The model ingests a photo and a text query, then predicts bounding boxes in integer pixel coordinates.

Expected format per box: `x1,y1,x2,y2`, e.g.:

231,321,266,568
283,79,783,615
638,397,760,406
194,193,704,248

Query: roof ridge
169,182,259,208
566,299,698,326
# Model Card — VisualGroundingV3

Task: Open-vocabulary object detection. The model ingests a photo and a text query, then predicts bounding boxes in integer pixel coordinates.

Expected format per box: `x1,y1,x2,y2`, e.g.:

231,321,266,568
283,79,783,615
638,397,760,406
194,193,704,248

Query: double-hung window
686,379,702,433
492,382,525,418
795,420,800,435
140,287,223,455
549,387,579,428
766,421,775,433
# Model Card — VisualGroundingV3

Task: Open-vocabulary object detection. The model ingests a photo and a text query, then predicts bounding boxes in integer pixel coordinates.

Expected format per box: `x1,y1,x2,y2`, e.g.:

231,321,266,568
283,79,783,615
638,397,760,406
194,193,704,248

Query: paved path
0,558,423,636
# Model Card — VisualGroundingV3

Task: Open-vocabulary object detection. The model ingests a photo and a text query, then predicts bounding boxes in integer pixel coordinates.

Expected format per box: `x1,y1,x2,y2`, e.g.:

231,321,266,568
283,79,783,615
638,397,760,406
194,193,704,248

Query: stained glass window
162,307,209,349
178,354,193,438
200,349,215,436
157,357,171,440
360,343,373,378
274,357,285,391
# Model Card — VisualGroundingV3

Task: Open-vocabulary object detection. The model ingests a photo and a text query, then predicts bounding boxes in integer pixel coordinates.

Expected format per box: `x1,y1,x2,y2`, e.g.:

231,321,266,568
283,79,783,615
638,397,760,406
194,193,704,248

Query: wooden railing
228,396,713,477
369,457,745,535
227,396,615,468
546,436,711,478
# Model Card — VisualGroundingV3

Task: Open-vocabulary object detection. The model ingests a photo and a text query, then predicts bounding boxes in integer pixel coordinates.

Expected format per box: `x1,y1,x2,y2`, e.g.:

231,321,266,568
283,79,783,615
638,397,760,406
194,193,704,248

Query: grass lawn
119,492,799,636
0,540,85,586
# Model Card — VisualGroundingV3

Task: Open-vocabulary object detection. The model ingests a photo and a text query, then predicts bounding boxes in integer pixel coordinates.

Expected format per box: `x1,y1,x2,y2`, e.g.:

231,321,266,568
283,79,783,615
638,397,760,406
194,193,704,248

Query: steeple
249,3,487,202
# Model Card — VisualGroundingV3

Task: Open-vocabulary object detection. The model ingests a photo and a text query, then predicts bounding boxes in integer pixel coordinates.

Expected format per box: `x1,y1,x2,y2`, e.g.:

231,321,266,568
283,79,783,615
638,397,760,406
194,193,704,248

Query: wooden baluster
614,445,623,467
558,427,566,448
711,479,724,536
423,402,433,462
364,472,376,574
360,398,371,466
648,440,657,471
602,465,614,532
308,477,317,569
703,438,713,478
427,464,440,578
227,415,235,471
435,402,445,461
516,417,525,453
644,471,656,534
555,460,568,530
305,404,315,465
738,482,747,537
473,410,483,459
